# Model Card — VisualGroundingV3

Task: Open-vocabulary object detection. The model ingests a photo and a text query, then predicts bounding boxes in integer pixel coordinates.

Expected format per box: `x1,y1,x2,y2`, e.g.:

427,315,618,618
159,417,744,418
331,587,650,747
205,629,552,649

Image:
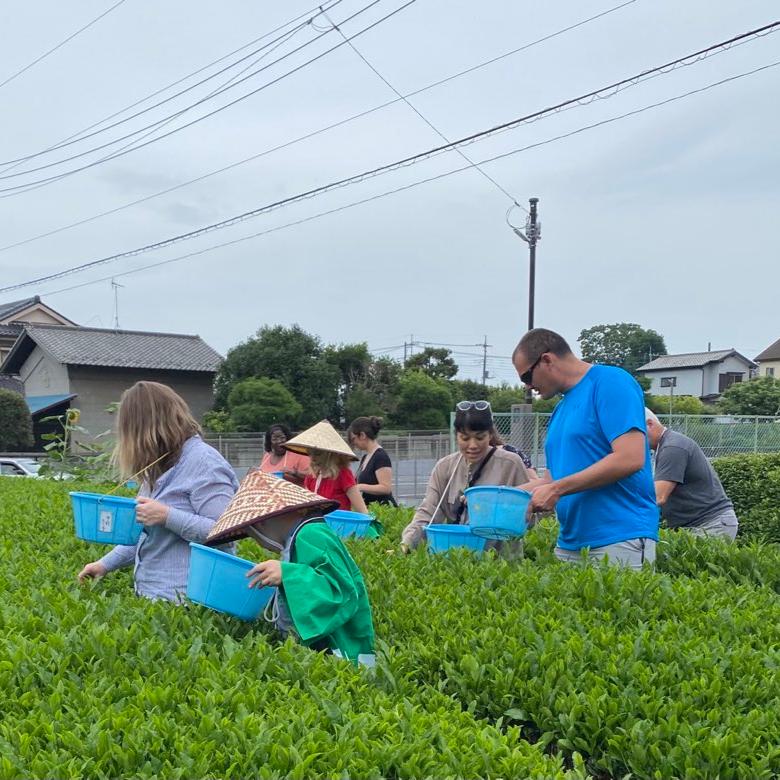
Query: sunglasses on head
520,355,543,386
456,400,491,412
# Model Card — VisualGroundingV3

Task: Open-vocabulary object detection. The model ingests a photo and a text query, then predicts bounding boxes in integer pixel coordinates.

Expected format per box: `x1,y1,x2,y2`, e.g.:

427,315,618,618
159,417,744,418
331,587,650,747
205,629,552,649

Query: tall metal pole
527,197,539,332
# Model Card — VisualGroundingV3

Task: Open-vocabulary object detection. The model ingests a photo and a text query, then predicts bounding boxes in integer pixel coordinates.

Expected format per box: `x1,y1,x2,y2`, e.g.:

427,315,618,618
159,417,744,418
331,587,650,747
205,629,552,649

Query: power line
0,0,129,91
0,0,348,172
0,0,641,251
4,52,778,298
321,7,524,209
0,0,413,191
0,0,345,174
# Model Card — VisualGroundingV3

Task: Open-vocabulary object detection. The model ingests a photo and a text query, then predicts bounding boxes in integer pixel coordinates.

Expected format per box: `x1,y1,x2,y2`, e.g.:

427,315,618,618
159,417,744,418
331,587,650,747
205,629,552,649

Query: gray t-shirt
654,429,733,528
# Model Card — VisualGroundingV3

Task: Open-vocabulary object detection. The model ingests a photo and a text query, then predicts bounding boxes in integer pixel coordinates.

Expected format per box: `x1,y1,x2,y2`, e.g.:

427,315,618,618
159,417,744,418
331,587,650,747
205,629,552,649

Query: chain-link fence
484,412,780,470
202,430,450,506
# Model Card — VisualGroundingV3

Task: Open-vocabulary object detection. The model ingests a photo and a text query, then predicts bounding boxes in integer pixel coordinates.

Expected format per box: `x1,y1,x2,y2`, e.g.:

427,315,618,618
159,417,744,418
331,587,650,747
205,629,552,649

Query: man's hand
247,560,282,588
77,561,107,582
136,497,170,527
528,481,562,514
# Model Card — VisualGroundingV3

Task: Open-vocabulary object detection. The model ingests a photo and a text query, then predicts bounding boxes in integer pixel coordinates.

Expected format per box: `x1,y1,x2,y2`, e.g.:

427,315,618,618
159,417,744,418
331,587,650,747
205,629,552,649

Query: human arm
346,485,369,515
358,466,393,495
655,480,677,506
97,542,138,572
163,457,238,543
400,458,454,550
530,430,647,512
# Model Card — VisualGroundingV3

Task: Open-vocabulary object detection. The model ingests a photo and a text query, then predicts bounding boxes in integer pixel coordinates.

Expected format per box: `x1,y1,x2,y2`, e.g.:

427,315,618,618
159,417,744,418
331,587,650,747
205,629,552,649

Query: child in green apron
206,471,375,666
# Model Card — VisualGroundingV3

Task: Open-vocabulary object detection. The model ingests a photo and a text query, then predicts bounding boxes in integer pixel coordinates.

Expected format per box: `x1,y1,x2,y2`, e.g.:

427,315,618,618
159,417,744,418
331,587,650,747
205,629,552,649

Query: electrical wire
0,0,409,189
0,0,346,175
0,0,643,251
320,6,525,210
25,58,779,301
0,0,129,91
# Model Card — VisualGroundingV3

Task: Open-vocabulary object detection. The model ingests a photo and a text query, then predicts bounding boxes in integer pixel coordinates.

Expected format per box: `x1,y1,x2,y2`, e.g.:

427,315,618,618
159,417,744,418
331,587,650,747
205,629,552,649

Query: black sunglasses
520,355,543,386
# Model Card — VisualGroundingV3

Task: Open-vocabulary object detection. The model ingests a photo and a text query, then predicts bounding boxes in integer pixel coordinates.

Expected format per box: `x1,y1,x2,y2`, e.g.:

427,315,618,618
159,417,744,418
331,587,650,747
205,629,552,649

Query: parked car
0,457,43,477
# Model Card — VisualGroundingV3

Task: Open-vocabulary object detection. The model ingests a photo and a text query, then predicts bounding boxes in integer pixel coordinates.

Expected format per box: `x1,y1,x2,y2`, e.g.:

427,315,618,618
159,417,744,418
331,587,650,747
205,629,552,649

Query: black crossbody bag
451,446,497,523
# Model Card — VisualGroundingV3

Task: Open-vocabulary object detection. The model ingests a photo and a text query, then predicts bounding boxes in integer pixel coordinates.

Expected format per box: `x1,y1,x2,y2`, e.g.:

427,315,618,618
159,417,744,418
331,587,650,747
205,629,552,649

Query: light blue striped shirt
99,436,239,602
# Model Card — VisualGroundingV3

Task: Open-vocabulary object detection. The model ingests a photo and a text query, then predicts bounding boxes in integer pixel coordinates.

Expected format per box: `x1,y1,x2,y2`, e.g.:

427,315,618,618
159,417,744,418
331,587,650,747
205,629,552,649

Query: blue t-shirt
545,365,659,550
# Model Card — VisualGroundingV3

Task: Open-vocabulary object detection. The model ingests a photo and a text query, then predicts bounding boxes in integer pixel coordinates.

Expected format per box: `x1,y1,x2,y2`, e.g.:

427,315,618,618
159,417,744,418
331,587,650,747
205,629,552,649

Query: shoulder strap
468,446,497,487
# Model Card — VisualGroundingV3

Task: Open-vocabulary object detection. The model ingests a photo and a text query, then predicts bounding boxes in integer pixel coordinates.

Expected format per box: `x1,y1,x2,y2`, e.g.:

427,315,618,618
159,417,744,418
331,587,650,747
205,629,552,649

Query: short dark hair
454,407,493,434
348,415,384,440
264,423,293,453
513,328,572,362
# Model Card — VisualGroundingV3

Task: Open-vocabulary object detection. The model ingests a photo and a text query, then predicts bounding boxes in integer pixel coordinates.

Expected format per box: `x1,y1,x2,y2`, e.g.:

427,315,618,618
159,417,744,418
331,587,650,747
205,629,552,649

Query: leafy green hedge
2,480,779,778
713,453,780,543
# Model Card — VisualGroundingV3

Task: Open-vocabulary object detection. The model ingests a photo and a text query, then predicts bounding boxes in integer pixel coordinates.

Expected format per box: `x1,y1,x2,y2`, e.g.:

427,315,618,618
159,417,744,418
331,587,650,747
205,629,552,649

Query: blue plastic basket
272,471,285,479
464,486,531,540
426,524,486,554
187,543,275,621
69,492,142,545
324,509,373,538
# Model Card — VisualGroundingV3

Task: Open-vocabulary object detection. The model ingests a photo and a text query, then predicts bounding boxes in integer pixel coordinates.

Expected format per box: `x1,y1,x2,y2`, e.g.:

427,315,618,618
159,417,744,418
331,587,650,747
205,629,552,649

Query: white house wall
646,368,703,396
19,345,70,396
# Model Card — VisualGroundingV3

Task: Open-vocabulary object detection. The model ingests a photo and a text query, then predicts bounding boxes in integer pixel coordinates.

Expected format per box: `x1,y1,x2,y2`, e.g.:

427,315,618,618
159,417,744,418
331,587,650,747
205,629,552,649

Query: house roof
0,296,41,321
755,338,780,362
0,323,23,338
26,393,78,416
637,349,757,372
0,324,223,374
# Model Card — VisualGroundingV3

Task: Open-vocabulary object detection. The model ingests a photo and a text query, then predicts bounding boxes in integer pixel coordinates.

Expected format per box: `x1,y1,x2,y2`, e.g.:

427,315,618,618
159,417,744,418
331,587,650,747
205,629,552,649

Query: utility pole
510,197,541,403
481,335,492,387
111,278,123,330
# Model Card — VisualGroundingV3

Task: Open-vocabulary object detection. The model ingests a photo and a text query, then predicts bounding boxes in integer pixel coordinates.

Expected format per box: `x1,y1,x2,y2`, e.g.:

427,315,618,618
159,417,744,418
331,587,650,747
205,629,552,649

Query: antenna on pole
111,278,124,330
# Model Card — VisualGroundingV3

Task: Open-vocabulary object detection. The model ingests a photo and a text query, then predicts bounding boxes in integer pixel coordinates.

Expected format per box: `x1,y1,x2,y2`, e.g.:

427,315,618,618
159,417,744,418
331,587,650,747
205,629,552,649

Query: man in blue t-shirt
512,328,659,569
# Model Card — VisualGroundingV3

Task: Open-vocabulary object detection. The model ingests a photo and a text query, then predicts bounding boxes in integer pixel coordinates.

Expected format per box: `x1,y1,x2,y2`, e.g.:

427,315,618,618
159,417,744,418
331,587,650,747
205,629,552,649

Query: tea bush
1,479,779,778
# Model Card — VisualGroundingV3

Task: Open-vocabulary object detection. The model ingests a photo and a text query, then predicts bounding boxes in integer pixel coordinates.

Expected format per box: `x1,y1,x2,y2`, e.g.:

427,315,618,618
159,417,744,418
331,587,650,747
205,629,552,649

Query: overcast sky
0,0,777,385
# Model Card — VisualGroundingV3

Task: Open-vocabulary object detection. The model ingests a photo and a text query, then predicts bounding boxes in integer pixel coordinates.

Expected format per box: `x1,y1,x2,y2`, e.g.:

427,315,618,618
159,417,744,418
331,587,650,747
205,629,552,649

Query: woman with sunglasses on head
400,401,529,555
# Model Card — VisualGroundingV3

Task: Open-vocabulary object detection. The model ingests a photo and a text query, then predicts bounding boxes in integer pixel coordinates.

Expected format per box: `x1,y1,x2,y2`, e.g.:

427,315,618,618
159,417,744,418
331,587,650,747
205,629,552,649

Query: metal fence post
755,416,759,453
533,413,540,470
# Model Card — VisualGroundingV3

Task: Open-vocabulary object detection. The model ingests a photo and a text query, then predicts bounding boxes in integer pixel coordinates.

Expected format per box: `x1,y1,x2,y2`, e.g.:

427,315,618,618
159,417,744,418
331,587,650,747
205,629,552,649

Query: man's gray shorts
683,508,739,541
555,537,656,571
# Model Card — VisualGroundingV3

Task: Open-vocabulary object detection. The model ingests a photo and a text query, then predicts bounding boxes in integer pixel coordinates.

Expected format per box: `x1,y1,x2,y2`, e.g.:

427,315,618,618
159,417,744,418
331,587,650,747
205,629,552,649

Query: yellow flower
66,409,81,424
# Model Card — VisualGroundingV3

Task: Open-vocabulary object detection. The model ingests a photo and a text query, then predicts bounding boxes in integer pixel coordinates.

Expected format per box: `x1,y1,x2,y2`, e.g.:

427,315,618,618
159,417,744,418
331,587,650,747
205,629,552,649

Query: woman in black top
348,416,397,506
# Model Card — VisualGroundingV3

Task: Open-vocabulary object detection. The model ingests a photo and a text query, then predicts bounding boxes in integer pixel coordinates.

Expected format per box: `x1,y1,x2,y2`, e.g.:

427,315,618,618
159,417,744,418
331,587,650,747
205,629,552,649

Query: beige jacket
402,448,529,548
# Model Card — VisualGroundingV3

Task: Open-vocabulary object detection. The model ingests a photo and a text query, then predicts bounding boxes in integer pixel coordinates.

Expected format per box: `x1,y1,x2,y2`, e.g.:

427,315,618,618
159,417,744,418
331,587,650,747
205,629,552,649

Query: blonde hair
114,381,201,489
308,448,351,480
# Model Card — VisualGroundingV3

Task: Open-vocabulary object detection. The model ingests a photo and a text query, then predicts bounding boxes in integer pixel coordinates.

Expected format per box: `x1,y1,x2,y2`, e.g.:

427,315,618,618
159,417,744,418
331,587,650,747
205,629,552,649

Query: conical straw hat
283,419,357,460
206,470,338,545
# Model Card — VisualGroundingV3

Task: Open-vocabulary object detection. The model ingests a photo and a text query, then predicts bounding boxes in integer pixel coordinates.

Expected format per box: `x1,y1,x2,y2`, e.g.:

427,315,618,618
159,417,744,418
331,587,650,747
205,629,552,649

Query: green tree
227,378,303,432
324,342,372,423
214,325,339,425
202,410,232,433
343,385,386,422
0,389,33,451
450,379,489,405
362,356,402,417
489,384,527,413
393,371,452,430
405,347,458,380
646,394,708,415
578,323,667,375
719,376,780,416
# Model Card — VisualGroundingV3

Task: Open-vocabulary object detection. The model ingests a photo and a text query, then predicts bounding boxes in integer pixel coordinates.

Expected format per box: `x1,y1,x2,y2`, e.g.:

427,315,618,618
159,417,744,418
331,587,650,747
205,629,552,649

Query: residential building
754,338,780,379
636,349,757,402
0,295,76,365
0,323,222,446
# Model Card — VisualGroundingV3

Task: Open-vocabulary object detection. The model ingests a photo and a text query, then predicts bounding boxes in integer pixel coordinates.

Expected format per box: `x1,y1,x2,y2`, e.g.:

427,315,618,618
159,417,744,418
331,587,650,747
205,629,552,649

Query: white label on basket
99,510,113,533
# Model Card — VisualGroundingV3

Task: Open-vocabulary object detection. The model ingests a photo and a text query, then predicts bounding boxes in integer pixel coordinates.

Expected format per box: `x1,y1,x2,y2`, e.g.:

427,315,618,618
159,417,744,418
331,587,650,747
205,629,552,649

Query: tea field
1,477,779,779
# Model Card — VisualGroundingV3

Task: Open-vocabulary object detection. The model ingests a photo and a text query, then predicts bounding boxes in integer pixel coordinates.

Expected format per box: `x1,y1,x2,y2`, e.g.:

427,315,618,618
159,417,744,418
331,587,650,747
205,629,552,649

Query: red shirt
304,467,356,511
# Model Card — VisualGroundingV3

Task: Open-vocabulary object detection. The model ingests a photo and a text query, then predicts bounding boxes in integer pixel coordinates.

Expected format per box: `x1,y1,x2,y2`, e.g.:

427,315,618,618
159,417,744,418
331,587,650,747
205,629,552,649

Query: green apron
279,520,375,666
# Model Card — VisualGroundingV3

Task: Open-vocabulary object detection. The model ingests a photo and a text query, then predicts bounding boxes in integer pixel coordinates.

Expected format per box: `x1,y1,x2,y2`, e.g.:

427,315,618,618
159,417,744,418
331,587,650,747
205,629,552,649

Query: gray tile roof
637,349,753,371
0,374,23,394
0,323,22,338
0,296,39,321
755,338,780,362
8,324,222,372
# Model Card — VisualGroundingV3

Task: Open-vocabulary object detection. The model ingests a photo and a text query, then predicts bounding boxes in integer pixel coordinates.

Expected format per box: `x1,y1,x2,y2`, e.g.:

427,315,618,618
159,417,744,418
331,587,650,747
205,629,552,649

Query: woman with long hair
401,401,528,555
348,415,397,507
77,381,239,602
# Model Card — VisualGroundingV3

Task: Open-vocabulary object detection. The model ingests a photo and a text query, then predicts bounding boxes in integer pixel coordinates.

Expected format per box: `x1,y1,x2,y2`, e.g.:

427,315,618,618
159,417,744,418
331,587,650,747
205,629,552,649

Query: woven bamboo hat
205,471,338,545
283,419,357,460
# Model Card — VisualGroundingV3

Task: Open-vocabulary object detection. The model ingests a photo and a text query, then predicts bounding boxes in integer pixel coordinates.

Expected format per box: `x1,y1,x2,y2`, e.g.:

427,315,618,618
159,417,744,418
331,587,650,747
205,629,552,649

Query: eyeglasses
456,400,491,411
520,355,543,386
